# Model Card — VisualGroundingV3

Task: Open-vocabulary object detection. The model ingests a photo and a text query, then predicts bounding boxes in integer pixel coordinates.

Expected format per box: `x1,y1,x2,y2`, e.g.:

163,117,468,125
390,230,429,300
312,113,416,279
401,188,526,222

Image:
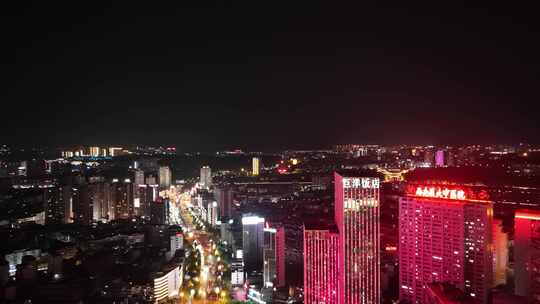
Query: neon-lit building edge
335,172,381,304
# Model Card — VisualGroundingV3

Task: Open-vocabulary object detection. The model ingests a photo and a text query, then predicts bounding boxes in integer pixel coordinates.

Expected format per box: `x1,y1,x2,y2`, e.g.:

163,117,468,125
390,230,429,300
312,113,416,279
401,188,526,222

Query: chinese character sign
343,177,380,189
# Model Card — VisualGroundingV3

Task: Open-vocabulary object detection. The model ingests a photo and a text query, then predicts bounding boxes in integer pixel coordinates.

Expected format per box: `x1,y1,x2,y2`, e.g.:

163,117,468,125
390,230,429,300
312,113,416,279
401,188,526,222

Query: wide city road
173,188,229,304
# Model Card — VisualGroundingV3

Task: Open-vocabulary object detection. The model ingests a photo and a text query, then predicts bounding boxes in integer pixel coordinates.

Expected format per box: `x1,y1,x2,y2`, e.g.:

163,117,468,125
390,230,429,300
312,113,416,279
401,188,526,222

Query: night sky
1,2,539,151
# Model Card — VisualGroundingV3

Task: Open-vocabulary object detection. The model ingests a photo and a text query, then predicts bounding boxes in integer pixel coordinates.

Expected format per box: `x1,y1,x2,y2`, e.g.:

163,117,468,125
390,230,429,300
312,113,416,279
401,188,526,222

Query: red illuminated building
399,184,493,304
275,227,286,287
514,209,540,303
335,172,381,304
304,220,339,304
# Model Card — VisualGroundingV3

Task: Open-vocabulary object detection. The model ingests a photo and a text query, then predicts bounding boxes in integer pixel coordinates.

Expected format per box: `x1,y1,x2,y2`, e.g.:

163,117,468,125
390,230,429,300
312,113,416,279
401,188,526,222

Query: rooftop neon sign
415,186,466,200
406,184,490,202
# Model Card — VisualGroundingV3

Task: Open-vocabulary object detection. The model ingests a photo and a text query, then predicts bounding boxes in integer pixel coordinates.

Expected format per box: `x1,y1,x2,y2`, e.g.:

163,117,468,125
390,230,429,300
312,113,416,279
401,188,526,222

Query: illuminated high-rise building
263,226,277,287
252,157,260,176
492,218,508,287
73,183,92,225
113,180,134,219
138,184,158,218
304,220,339,304
166,232,183,261
242,214,265,274
399,184,493,304
275,227,286,287
89,146,100,157
44,184,72,225
334,172,381,304
159,166,172,189
200,166,212,188
514,209,540,303
133,169,145,187
215,186,233,220
88,182,112,222
207,201,218,227
435,150,445,167
146,174,157,185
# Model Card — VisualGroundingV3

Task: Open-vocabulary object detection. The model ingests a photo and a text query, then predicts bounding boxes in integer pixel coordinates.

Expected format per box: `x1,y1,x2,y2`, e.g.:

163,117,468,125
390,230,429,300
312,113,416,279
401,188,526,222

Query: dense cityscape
0,144,539,303
2,2,540,304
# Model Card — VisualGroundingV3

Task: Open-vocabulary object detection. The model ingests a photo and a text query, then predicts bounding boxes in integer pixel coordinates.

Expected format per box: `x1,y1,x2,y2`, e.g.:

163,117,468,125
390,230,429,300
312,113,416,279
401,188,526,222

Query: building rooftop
335,169,381,178
303,218,338,233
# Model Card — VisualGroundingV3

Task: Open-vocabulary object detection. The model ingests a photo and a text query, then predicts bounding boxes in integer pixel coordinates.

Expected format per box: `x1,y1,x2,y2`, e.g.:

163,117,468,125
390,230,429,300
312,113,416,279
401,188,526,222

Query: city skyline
1,2,540,303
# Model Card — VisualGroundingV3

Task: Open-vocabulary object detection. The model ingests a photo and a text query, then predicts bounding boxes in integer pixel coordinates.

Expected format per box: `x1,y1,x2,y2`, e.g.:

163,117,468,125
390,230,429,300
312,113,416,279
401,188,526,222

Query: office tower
492,219,508,287
151,200,169,225
88,182,112,222
159,166,172,189
252,157,260,176
138,184,157,218
215,187,233,220
45,184,72,224
334,172,381,304
166,232,183,261
89,146,100,157
146,174,157,185
399,185,493,304
275,227,286,287
133,169,145,187
200,166,212,188
72,183,92,225
242,215,265,274
113,180,134,219
463,201,493,304
514,209,540,302
87,183,102,222
304,220,339,304
263,226,277,287
435,150,445,167
206,201,218,227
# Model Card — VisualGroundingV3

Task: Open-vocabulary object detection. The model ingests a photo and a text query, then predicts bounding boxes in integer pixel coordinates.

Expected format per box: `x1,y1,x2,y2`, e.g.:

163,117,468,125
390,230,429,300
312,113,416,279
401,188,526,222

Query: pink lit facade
334,173,381,304
399,190,493,304
304,224,339,304
276,227,286,287
514,209,540,303
435,150,445,167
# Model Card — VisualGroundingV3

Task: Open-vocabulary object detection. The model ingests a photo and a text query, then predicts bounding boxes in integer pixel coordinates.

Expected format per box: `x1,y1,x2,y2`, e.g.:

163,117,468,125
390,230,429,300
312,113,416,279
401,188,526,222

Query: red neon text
415,186,466,200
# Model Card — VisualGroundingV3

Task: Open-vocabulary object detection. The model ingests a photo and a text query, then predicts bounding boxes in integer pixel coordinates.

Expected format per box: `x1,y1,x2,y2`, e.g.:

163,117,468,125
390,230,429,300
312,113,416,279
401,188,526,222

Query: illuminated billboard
405,184,489,202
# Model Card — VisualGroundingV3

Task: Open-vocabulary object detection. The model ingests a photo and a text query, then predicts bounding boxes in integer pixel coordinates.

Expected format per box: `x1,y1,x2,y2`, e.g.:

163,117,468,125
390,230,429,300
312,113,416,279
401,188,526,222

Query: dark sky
1,2,539,151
